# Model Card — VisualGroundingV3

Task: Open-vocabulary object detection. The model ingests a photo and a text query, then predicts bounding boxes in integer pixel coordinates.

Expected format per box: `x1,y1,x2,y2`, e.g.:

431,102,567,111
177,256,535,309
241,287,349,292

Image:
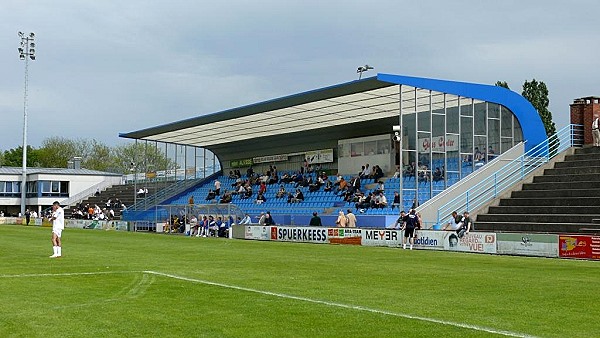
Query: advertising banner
66,219,129,231
559,235,600,260
230,158,254,168
497,233,559,257
328,228,362,245
441,232,497,254
418,135,459,152
270,226,328,244
305,149,334,164
253,154,288,164
245,226,271,241
361,229,403,247
412,230,445,250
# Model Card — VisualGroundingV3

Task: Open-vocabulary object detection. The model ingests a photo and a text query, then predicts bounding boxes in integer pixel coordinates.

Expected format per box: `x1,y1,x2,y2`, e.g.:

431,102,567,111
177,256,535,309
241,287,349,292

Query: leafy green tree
111,142,177,175
522,79,556,137
37,137,82,168
495,81,510,89
2,146,42,167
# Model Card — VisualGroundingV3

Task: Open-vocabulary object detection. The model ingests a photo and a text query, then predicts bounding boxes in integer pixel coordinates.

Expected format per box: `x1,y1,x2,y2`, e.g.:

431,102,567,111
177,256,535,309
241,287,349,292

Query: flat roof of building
0,167,122,176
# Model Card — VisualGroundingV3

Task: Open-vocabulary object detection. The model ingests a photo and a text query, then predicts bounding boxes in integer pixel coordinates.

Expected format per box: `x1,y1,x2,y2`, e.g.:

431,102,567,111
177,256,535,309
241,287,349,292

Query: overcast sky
1,0,598,149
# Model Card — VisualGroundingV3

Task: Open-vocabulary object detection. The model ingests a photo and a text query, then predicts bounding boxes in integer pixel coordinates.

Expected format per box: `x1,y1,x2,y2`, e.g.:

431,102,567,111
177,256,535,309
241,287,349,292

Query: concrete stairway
475,147,600,234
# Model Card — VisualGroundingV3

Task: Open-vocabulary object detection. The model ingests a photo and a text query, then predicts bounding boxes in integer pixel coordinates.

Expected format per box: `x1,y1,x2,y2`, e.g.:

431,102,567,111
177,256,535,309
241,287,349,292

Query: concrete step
543,167,600,175
574,147,600,155
476,213,600,224
474,221,600,233
512,189,600,198
521,181,600,190
500,197,600,206
554,159,600,168
487,206,600,214
532,174,600,183
564,153,600,162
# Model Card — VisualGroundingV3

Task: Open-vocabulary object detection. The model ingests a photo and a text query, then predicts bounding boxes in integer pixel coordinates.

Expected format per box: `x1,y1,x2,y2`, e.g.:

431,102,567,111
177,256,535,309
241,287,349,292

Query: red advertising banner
559,235,600,260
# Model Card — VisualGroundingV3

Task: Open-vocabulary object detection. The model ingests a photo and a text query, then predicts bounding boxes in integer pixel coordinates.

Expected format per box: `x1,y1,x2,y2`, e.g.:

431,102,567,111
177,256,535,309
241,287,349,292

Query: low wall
235,225,600,260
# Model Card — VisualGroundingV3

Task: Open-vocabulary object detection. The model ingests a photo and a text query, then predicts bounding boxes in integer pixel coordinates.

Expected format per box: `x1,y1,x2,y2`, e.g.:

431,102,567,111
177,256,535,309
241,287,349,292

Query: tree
37,137,83,168
111,142,177,175
2,146,43,167
495,81,510,89
522,79,556,137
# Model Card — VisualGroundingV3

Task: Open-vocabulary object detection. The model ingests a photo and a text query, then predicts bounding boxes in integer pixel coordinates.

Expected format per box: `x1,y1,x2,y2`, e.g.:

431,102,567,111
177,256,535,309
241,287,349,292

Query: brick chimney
570,97,600,145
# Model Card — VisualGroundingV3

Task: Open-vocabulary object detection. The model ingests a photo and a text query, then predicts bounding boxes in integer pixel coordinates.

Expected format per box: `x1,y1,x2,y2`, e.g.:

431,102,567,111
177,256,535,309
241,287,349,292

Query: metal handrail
436,124,584,225
59,177,122,207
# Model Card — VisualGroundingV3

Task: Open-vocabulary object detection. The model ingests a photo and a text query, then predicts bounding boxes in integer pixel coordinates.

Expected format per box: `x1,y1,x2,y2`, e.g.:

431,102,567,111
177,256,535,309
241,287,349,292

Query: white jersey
593,118,599,130
52,207,65,230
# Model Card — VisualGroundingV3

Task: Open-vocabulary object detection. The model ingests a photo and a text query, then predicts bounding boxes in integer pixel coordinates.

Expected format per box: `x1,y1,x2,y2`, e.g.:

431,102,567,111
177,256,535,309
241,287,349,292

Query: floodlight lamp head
18,31,24,37
30,42,35,48
365,65,374,70
29,55,35,60
29,32,35,38
18,47,24,53
357,67,364,73
19,54,25,60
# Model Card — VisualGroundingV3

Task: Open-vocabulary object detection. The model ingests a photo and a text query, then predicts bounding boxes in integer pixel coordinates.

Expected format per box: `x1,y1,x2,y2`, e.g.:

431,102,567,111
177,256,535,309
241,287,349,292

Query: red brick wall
570,101,600,145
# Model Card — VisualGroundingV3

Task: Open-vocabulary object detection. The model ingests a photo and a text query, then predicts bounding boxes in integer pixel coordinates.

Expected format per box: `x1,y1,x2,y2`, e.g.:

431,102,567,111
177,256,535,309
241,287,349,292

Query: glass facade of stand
396,86,523,210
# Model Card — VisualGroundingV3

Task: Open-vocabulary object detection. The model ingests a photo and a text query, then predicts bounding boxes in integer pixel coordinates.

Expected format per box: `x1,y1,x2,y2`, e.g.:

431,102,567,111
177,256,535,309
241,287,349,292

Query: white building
0,167,122,216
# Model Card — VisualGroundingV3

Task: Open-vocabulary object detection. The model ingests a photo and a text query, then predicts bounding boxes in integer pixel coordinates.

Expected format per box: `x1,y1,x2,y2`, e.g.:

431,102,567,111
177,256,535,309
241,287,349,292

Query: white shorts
52,228,63,238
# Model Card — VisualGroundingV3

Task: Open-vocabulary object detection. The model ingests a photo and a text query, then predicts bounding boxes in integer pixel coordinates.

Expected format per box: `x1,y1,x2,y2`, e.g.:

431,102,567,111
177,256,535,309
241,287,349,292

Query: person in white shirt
49,201,65,258
592,117,600,147
214,180,221,195
240,214,252,225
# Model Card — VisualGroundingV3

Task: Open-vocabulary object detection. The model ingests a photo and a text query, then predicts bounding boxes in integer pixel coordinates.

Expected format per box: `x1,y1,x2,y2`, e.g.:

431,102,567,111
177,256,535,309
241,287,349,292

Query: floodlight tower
17,32,36,216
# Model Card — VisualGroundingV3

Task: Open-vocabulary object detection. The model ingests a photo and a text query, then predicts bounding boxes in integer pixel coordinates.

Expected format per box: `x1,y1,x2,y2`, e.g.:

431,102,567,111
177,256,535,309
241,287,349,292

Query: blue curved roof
377,73,546,151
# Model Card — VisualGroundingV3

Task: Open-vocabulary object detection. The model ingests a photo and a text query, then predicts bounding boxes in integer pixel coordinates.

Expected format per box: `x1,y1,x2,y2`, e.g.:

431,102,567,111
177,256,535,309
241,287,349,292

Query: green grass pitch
0,225,598,337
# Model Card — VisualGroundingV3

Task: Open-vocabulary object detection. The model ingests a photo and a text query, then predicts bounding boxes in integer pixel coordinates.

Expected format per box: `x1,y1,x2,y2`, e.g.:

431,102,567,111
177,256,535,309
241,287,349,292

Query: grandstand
119,73,547,226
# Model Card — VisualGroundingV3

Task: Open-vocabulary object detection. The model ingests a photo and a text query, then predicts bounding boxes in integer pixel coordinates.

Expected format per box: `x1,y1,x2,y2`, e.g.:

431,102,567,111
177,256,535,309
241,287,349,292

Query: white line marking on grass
145,270,537,338
0,270,141,278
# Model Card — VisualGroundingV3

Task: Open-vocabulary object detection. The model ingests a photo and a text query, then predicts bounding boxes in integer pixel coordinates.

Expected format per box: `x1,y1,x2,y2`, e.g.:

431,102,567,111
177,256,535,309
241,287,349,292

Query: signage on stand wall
305,149,334,164
441,232,497,254
497,233,559,257
559,235,600,260
418,135,459,152
270,226,328,243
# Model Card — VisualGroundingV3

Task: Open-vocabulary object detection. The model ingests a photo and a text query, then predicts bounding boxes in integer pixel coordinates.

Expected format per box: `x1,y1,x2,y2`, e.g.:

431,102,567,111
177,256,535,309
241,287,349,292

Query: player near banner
49,201,65,258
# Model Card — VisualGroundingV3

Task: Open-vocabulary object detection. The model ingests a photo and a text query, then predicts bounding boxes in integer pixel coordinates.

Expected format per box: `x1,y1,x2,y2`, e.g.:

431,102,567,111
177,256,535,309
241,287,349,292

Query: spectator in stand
228,171,237,179
374,181,384,194
346,209,357,228
255,192,266,204
309,212,322,226
208,216,218,237
335,210,348,227
242,185,253,199
373,165,384,182
259,181,267,195
240,213,252,225
356,193,371,211
404,162,416,177
323,178,333,192
205,189,216,201
188,195,195,205
393,165,401,179
276,185,287,198
293,189,305,203
137,188,145,197
219,191,232,203
360,164,370,179
280,172,292,184
474,147,485,162
335,177,348,196
391,192,400,210
214,179,221,195
374,192,388,209
247,166,254,178
334,173,343,187
433,167,443,182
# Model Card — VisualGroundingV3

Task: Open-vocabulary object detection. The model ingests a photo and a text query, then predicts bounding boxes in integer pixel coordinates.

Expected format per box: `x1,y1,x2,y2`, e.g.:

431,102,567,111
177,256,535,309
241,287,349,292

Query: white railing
435,124,584,225
60,177,123,207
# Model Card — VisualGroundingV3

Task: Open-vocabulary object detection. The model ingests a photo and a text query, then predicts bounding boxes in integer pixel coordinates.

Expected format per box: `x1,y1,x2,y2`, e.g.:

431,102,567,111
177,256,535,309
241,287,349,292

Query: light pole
18,32,36,216
357,64,373,80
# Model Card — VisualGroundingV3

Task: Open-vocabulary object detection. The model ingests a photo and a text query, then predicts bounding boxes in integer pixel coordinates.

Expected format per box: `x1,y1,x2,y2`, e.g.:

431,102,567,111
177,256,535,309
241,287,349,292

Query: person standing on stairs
592,116,600,147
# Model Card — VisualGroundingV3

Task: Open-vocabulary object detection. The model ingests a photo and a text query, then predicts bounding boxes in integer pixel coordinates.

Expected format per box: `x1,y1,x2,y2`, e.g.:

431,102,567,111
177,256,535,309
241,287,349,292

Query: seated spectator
219,190,232,203
355,193,371,211
392,165,401,179
137,188,145,197
374,181,384,194
373,193,388,209
279,173,292,183
309,176,322,192
241,185,253,199
255,192,266,204
474,147,485,162
288,189,304,203
372,165,384,182
360,164,370,179
259,181,267,195
208,216,218,237
228,171,237,179
404,162,416,177
240,213,252,224
276,185,287,198
189,215,199,236
391,192,400,209
433,167,443,181
323,179,333,192
205,189,216,201
335,177,348,195
246,166,254,178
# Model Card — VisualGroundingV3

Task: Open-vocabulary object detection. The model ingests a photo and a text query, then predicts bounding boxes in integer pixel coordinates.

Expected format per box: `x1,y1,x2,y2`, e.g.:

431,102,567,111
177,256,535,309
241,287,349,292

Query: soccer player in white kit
49,201,64,258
